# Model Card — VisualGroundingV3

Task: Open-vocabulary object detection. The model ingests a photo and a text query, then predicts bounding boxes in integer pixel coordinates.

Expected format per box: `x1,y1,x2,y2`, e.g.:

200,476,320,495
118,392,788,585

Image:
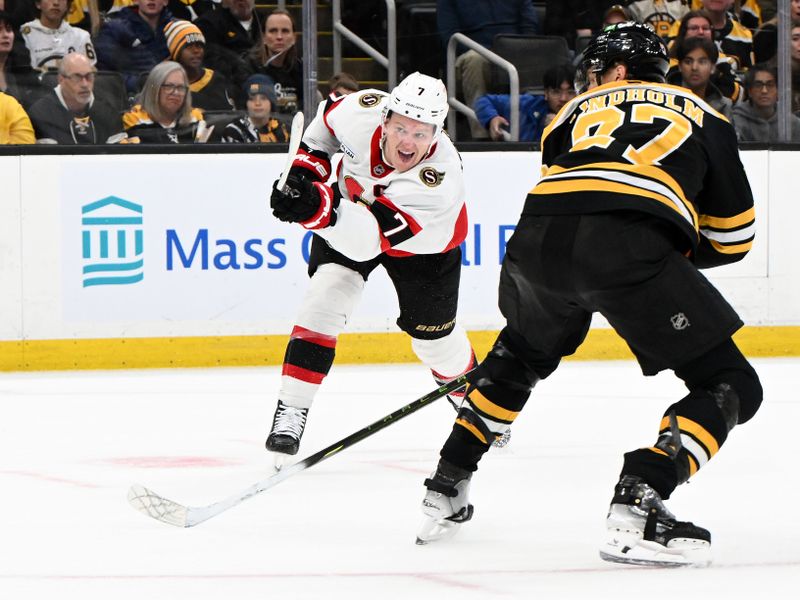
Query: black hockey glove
271,174,340,230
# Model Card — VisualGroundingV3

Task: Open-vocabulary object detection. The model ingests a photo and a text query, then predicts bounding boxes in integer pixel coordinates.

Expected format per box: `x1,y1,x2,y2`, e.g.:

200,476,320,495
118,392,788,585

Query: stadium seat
488,34,572,93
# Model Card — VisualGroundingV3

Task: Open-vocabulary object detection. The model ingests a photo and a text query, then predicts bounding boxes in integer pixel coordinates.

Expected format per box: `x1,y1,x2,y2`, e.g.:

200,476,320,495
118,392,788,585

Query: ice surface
0,359,797,599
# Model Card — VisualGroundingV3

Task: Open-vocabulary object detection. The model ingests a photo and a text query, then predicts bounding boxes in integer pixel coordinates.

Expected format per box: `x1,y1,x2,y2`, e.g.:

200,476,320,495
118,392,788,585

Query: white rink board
0,149,791,342
0,157,22,340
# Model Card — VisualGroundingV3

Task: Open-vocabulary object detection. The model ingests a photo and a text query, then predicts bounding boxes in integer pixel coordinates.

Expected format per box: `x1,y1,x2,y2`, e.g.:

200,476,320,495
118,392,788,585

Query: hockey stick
276,111,305,192
127,374,468,528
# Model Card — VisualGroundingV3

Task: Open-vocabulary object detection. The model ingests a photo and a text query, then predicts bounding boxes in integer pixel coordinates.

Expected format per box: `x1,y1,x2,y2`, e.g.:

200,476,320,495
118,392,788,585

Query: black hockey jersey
525,80,754,269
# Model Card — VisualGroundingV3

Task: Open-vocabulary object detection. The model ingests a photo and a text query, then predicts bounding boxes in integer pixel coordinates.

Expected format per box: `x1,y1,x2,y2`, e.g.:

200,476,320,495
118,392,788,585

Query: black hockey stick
127,374,468,528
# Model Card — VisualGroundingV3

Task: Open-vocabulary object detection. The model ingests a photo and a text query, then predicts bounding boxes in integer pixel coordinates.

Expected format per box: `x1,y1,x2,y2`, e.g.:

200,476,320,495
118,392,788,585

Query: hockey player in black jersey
417,22,762,567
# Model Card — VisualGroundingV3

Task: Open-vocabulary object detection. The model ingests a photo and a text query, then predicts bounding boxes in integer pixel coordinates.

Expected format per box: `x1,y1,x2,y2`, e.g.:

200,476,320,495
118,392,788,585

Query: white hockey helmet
385,72,449,132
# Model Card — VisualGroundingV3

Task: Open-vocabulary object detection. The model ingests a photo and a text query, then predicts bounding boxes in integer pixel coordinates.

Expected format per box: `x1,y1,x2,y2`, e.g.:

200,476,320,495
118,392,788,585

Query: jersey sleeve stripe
700,223,756,244
699,208,756,229
706,239,753,254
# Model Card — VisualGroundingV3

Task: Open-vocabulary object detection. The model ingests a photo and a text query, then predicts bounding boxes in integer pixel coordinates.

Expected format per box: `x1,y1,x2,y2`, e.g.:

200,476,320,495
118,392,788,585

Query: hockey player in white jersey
21,0,96,71
267,72,504,466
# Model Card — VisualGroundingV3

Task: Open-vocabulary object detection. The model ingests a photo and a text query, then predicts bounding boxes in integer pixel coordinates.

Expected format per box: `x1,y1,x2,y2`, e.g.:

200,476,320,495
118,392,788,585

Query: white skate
599,475,712,567
415,460,474,545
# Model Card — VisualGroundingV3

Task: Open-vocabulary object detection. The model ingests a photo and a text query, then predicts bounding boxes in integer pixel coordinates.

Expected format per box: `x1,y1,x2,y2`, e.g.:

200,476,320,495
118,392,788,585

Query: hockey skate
599,475,712,567
416,460,474,545
265,400,309,471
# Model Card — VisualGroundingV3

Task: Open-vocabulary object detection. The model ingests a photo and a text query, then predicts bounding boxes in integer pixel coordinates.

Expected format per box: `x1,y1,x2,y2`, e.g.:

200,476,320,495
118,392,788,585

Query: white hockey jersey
293,90,467,262
20,19,97,71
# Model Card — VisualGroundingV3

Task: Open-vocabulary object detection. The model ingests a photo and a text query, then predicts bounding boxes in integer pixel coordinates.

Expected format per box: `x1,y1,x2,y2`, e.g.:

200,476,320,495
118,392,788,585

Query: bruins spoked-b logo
419,167,445,187
670,312,690,330
359,93,381,108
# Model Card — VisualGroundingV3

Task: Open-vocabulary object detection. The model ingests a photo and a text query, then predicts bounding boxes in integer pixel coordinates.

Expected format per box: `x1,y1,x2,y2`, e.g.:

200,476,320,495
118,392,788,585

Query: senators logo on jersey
419,167,445,187
358,93,382,108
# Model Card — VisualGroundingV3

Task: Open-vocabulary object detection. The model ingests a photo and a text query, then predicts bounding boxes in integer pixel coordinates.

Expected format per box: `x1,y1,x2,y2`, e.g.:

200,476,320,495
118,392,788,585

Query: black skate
416,460,474,545
599,475,712,567
265,401,309,469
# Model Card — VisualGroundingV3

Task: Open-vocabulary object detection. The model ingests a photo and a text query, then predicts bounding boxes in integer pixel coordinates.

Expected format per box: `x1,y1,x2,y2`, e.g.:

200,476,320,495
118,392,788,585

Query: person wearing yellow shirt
0,90,35,143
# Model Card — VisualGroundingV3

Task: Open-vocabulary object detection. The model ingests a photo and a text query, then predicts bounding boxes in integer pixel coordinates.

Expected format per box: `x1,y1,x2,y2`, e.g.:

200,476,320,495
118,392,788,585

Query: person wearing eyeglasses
732,63,800,141
122,60,212,144
20,0,95,72
26,51,122,143
667,9,743,103
669,1,754,71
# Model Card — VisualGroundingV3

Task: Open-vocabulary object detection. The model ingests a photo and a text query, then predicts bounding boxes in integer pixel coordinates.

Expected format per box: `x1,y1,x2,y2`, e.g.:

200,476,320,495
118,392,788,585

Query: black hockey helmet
575,22,669,92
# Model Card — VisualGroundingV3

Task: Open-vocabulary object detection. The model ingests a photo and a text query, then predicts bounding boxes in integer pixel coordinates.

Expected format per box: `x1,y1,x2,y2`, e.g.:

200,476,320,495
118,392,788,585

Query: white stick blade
276,111,305,191
128,484,189,528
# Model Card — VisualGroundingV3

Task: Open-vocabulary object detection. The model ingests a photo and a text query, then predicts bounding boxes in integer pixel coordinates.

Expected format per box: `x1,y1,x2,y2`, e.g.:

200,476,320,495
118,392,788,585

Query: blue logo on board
81,196,143,287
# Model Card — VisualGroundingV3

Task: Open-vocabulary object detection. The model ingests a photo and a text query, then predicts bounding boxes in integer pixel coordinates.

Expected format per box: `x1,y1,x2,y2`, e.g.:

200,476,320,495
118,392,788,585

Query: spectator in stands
195,0,260,95
544,0,619,49
0,88,34,142
327,71,358,98
2,0,37,28
686,0,754,70
122,60,212,143
668,9,743,102
755,0,776,23
793,20,800,114
732,63,800,140
95,0,173,94
26,52,122,143
753,0,800,64
437,0,539,140
196,0,260,56
167,0,214,22
0,9,43,108
626,1,690,39
221,74,289,143
247,8,302,115
668,36,733,119
602,4,631,26
164,19,235,111
691,0,762,31
571,5,631,64
475,64,576,143
20,0,96,71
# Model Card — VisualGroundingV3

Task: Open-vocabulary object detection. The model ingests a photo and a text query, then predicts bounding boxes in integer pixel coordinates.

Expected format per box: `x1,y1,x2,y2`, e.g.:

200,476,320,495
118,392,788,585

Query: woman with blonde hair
122,61,212,144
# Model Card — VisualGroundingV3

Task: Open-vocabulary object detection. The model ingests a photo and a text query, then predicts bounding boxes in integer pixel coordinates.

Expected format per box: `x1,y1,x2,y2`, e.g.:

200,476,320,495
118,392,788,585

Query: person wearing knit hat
221,73,288,143
164,18,234,111
164,19,205,61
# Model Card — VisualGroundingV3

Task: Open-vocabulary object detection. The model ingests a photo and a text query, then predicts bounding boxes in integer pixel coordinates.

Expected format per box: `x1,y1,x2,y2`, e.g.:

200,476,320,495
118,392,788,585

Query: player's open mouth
398,150,415,161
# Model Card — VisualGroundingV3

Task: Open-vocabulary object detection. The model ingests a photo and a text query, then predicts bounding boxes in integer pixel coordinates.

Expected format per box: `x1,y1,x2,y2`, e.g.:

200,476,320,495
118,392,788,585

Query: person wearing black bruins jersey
416,22,761,568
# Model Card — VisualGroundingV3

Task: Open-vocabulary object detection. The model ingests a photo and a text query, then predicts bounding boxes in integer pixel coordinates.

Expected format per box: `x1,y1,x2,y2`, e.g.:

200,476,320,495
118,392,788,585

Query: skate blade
270,452,291,473
491,428,511,449
415,517,462,545
600,534,712,567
